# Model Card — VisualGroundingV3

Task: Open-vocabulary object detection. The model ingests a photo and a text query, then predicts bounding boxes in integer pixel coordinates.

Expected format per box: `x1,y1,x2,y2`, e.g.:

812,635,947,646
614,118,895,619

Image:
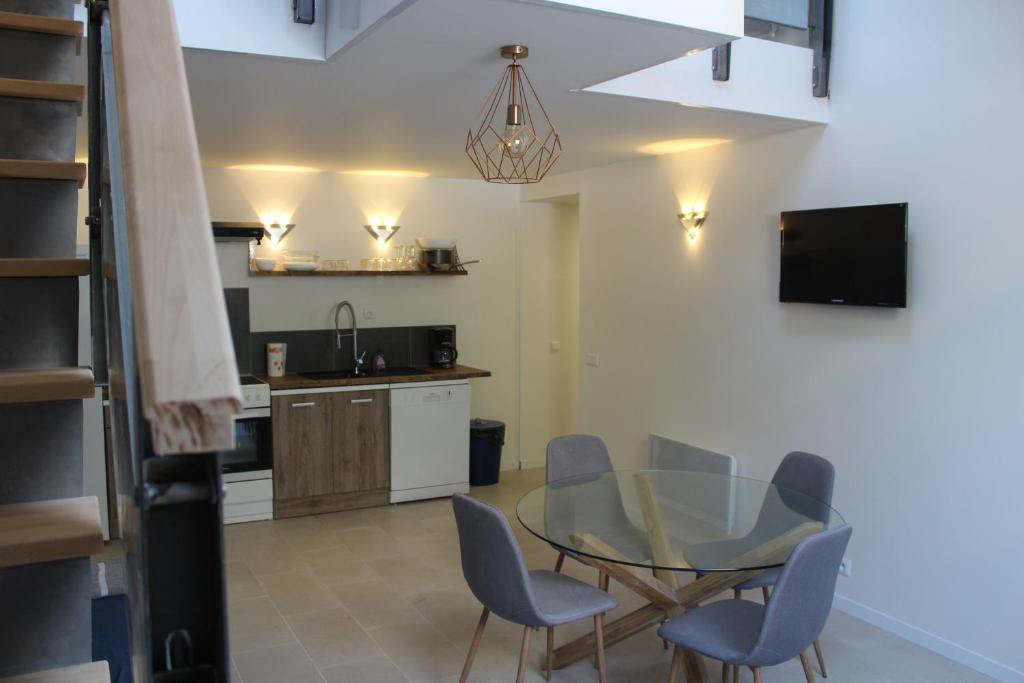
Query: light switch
550,341,561,352
584,353,600,367
363,308,375,320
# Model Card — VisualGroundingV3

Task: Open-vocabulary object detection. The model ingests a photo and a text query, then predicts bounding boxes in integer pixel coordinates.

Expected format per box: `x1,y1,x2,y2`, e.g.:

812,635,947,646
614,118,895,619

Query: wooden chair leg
594,614,608,683
667,646,685,683
459,608,489,683
813,639,828,677
721,661,729,683
733,663,739,683
545,627,554,681
554,552,565,573
751,666,763,683
762,587,771,603
799,650,817,683
599,571,610,591
515,624,533,683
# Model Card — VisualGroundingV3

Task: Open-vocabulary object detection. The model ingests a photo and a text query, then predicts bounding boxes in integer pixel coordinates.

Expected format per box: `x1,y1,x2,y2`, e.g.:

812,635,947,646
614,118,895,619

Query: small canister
267,343,287,377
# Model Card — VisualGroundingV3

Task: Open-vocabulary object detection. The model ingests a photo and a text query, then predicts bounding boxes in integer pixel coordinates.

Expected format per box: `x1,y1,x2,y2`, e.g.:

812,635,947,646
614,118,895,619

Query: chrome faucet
333,300,365,375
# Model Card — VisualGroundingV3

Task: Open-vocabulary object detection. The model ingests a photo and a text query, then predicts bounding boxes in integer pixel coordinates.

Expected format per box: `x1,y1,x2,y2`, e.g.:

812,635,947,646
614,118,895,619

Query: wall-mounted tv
780,203,908,308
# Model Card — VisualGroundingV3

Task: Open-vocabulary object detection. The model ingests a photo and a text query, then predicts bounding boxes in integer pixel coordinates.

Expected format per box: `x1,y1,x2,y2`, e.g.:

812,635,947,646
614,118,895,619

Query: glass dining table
516,470,845,681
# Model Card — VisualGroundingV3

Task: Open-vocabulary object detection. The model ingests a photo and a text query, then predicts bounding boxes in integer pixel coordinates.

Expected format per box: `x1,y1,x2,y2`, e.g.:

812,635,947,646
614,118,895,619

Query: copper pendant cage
466,45,561,184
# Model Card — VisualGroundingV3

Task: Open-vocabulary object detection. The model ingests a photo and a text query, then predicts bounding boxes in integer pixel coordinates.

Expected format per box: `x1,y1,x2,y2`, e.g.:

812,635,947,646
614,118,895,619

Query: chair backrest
649,435,738,530
772,451,835,506
746,525,852,665
546,434,613,483
451,494,543,626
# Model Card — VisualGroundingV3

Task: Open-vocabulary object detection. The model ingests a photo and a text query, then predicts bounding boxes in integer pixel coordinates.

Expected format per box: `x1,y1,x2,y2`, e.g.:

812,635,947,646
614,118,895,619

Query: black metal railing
86,2,230,681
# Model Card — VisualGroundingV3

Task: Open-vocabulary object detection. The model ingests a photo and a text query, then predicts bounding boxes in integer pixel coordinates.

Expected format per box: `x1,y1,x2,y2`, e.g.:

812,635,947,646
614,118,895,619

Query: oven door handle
237,407,271,419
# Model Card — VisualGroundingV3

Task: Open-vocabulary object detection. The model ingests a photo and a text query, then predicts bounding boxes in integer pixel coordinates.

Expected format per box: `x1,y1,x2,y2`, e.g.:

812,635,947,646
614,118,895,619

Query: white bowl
416,237,457,250
285,262,319,272
254,258,277,272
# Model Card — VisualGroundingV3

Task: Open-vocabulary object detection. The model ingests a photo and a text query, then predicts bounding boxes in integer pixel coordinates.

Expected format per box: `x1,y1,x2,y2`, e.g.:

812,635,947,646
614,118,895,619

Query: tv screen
780,203,907,308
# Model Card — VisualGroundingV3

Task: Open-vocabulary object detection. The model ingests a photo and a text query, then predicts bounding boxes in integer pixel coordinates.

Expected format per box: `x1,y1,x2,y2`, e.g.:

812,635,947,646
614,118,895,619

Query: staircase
0,1,107,679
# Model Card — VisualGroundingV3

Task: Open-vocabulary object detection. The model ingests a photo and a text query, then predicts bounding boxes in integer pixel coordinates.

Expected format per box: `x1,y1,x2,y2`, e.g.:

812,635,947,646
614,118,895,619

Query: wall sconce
263,222,295,246
364,224,401,246
677,209,708,240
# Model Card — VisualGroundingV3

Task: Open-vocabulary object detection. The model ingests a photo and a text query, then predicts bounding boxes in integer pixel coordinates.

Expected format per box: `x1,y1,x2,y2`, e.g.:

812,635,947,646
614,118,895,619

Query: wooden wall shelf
249,269,468,277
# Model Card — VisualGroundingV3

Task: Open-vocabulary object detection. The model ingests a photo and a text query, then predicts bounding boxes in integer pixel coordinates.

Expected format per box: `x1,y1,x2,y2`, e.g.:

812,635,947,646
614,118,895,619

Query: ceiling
180,0,817,178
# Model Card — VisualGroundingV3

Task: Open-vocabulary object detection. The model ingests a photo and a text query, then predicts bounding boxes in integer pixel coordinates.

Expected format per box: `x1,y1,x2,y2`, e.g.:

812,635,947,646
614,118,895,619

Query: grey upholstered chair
452,494,619,683
736,452,835,677
658,525,852,683
546,435,650,584
689,451,836,678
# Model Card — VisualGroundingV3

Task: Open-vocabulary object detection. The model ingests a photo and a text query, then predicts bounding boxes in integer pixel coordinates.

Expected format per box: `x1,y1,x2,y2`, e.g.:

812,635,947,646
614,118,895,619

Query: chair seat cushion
735,567,781,591
529,570,619,627
658,599,765,664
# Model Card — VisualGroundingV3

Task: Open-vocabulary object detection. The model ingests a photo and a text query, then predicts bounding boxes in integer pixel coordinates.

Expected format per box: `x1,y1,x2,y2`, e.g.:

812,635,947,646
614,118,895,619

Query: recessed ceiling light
635,138,731,155
340,169,430,178
227,164,321,173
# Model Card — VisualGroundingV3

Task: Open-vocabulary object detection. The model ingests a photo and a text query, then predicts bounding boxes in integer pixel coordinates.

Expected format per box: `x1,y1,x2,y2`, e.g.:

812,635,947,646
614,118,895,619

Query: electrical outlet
363,308,375,320
839,557,852,577
550,341,561,352
584,352,600,367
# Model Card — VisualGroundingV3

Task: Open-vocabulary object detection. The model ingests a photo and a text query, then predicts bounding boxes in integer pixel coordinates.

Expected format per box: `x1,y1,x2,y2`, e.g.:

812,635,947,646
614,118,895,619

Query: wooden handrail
108,0,241,454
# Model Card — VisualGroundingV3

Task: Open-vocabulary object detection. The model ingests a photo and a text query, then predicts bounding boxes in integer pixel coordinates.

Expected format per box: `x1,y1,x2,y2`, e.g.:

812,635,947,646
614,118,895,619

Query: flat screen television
780,203,908,308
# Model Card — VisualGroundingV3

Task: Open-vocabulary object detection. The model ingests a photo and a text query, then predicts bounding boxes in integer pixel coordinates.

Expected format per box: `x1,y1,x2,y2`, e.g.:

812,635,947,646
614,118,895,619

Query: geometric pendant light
466,45,562,184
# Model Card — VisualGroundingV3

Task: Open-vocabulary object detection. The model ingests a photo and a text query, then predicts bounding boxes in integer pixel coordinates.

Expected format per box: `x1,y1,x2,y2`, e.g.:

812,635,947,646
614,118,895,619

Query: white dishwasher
390,381,471,503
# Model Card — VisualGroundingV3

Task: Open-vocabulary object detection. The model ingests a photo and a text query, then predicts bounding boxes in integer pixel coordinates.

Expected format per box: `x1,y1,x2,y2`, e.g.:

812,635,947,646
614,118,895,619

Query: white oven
223,378,273,524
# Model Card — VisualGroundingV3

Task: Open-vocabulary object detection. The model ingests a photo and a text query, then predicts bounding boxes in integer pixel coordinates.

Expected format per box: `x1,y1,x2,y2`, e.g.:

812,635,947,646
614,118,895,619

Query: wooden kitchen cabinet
272,392,335,503
272,388,390,518
332,389,390,494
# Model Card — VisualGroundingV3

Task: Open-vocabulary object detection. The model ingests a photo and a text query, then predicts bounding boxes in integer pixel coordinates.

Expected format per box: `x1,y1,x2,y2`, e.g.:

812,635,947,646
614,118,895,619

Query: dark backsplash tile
248,324,456,375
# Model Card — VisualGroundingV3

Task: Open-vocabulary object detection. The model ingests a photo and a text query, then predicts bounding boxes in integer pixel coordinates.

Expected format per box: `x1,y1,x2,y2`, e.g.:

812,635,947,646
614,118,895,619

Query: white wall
205,168,523,467
518,199,580,468
524,0,1024,680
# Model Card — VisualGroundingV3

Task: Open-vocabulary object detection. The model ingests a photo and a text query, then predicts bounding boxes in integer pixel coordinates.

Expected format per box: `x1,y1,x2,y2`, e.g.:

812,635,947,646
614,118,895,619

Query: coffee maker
430,327,458,368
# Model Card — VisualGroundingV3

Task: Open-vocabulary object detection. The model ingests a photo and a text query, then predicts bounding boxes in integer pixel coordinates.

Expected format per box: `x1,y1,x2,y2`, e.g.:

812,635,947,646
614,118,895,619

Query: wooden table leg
551,523,824,673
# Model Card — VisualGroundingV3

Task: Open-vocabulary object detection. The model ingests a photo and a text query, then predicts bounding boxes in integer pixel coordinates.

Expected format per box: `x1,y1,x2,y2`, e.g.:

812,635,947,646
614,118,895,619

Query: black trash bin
469,418,505,486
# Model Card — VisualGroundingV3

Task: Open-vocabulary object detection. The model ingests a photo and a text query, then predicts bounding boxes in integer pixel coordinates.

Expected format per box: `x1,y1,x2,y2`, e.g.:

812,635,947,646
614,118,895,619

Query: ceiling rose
466,45,561,184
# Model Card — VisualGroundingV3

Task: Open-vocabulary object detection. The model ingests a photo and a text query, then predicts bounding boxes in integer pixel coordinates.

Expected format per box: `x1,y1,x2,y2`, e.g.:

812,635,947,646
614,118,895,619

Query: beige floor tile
226,560,266,603
258,565,342,616
302,545,379,588
366,554,463,597
332,579,428,630
286,607,384,669
333,525,406,561
320,656,409,683
228,596,296,654
228,536,313,575
233,642,323,683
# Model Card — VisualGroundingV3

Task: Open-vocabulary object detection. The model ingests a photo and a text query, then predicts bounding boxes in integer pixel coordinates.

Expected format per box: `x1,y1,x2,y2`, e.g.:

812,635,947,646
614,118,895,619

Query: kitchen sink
298,367,430,381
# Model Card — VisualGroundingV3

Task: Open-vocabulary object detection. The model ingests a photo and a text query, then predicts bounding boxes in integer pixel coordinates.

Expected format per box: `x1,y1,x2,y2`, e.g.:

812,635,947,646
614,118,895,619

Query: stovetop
239,375,266,386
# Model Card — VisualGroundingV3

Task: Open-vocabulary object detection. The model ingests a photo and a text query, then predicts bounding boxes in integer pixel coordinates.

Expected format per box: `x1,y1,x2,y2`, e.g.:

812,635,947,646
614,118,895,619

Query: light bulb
503,123,529,159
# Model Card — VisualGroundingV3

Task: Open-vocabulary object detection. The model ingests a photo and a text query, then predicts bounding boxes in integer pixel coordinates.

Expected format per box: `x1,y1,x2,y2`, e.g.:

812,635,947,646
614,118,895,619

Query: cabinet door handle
290,401,316,408
350,398,374,404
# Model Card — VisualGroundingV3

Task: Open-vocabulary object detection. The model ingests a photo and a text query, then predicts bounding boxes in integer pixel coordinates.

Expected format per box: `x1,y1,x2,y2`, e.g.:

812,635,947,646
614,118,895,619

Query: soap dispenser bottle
373,349,386,372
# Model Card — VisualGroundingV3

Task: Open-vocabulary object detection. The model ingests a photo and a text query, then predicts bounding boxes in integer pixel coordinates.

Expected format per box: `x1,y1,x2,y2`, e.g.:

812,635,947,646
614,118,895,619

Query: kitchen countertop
258,364,491,391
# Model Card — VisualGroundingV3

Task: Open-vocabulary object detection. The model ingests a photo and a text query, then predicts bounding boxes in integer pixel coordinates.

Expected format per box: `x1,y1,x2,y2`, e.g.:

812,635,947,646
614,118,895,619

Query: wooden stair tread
0,77,84,113
0,496,103,569
0,11,83,54
0,159,85,186
0,367,94,404
0,258,89,277
0,661,110,683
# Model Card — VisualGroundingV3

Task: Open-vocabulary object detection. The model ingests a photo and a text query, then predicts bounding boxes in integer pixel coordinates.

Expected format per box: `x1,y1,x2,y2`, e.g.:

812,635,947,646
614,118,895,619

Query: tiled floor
225,469,994,683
